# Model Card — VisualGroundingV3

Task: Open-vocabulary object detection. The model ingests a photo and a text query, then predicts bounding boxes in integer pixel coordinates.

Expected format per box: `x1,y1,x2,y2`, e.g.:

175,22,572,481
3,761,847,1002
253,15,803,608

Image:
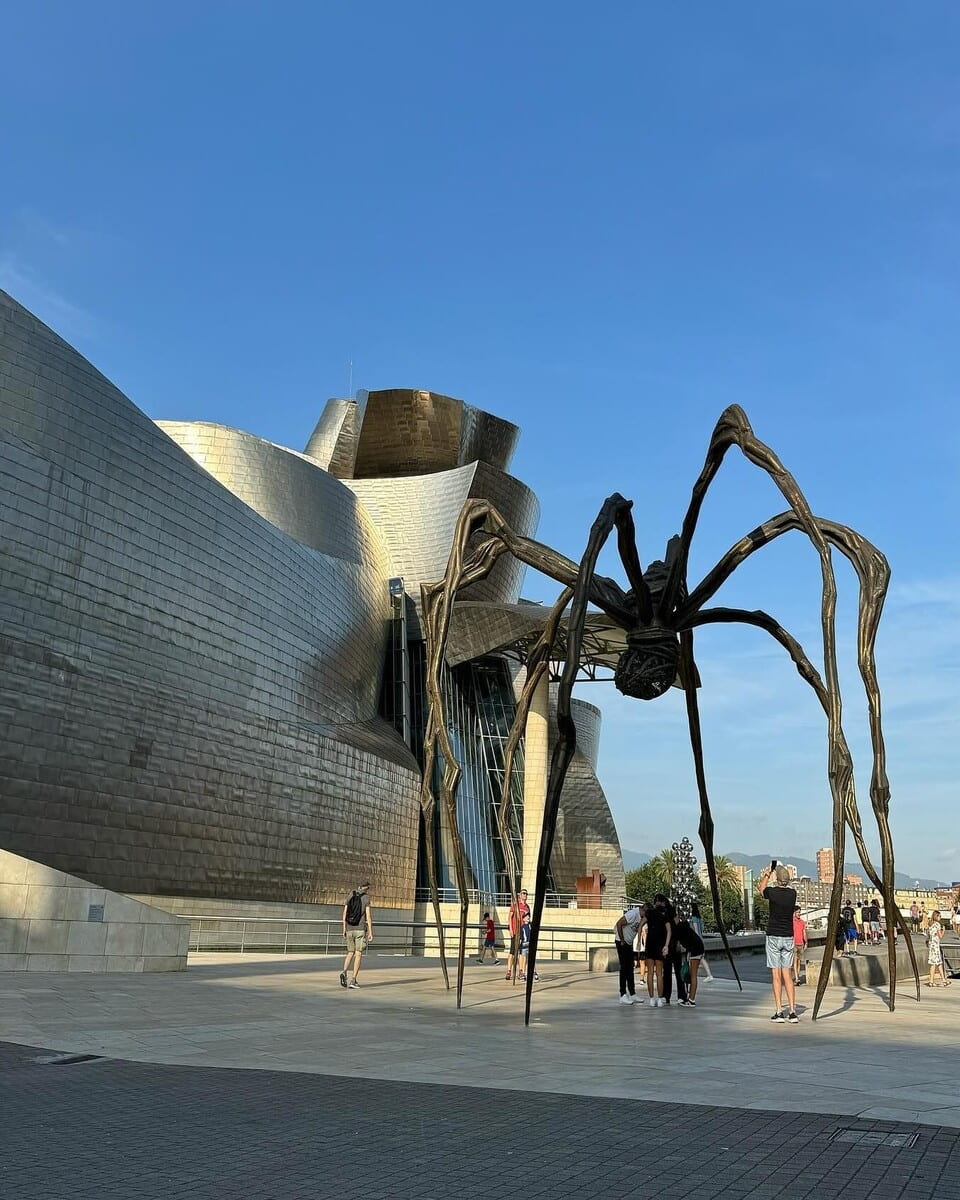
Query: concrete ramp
0,848,188,972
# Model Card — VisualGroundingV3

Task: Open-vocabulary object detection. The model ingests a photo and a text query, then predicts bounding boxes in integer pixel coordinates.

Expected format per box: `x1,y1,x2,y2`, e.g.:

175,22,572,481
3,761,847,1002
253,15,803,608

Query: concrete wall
0,848,188,972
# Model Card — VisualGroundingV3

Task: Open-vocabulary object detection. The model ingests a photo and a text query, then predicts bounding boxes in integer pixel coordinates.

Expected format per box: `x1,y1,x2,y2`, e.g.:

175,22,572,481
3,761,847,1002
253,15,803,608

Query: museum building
0,290,625,913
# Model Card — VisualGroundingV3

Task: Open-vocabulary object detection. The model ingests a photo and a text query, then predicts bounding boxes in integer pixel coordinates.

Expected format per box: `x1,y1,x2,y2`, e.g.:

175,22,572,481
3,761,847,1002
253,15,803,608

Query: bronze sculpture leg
681,510,919,1010
677,630,742,989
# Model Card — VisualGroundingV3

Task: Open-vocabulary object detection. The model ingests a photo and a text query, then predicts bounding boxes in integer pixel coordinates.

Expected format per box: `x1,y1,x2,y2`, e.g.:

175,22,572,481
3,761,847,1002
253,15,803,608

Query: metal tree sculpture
419,405,919,1023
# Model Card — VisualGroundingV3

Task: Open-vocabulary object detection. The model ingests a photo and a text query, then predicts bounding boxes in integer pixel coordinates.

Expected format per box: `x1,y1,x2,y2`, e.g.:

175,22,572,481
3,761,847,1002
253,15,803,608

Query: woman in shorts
643,896,672,1007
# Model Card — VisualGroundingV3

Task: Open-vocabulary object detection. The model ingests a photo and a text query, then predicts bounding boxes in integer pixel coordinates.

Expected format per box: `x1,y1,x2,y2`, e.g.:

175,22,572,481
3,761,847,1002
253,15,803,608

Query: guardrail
413,889,618,909
185,916,618,961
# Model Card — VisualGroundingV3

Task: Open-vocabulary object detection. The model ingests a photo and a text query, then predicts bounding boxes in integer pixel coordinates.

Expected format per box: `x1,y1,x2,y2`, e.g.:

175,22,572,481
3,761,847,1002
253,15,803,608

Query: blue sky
3,4,958,881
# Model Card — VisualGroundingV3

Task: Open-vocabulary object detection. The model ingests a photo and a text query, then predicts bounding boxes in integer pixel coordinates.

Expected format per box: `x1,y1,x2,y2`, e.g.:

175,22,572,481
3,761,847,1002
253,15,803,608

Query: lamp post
671,836,697,919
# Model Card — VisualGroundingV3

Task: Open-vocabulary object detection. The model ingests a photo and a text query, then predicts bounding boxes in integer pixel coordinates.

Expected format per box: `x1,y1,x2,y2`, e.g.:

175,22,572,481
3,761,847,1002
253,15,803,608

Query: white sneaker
656,997,666,1007
619,994,634,1005
649,997,657,1007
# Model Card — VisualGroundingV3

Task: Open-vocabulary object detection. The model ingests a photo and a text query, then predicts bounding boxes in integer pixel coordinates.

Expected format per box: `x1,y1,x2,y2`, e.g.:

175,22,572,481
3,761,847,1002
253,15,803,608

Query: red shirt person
505,889,530,980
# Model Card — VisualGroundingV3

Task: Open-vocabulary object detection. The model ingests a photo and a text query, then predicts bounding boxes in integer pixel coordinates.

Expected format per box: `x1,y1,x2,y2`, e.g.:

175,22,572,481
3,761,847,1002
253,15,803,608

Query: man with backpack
340,882,373,989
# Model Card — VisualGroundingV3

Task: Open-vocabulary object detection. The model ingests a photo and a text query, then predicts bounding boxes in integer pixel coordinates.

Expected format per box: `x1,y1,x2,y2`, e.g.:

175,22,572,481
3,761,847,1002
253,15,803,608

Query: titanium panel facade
349,389,520,478
0,290,420,905
548,693,625,900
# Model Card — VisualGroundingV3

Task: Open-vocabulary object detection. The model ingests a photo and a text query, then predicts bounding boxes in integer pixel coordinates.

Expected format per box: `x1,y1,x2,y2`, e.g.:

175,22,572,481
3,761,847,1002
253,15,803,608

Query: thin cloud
0,255,99,342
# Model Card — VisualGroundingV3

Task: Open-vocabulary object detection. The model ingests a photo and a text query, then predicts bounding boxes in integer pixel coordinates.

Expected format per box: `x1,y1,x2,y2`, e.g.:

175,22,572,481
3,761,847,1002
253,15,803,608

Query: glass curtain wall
404,649,526,898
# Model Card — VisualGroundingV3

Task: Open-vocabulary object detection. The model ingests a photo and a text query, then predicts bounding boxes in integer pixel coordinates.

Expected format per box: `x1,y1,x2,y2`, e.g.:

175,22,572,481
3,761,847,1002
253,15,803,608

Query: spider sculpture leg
525,495,637,1025
679,511,920,1012
421,500,629,1008
677,630,743,990
496,587,574,987
663,407,894,1017
421,527,513,1004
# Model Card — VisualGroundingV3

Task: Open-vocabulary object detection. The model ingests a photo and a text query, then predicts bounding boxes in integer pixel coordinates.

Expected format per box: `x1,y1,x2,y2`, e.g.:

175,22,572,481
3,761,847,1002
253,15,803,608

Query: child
477,912,498,964
517,913,538,981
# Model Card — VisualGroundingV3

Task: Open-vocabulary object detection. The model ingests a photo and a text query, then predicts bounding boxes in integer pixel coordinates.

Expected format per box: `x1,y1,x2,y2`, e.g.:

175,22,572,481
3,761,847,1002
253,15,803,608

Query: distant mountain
723,852,948,891
621,847,948,889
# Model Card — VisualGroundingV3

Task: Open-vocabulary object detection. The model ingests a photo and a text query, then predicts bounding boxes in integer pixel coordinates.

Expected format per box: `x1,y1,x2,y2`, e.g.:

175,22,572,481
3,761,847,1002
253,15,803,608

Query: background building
0,290,624,912
816,847,835,883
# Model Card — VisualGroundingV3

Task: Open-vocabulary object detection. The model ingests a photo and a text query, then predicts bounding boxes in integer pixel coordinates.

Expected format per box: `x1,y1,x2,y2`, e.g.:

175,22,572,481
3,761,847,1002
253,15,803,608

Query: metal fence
185,915,618,961
412,888,621,909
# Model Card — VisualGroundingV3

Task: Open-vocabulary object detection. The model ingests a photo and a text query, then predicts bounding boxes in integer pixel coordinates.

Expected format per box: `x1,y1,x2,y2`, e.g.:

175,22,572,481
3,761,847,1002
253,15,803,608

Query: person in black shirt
756,863,799,1023
657,896,687,1007
642,897,672,1007
672,916,706,1006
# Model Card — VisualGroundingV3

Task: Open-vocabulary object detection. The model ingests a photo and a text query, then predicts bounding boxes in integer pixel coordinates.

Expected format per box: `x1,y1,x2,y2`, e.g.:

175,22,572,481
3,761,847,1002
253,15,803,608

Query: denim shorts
765,935,795,969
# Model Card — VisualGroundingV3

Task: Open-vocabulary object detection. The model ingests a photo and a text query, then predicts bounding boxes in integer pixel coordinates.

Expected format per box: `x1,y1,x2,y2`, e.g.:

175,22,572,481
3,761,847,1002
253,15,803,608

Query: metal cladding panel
157,420,388,565
546,687,625,899
346,461,539,604
351,389,519,478
302,398,360,478
0,290,419,906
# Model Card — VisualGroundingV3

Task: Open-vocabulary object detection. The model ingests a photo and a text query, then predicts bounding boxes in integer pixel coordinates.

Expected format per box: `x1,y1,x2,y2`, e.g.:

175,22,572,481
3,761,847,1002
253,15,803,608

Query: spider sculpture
419,405,920,1024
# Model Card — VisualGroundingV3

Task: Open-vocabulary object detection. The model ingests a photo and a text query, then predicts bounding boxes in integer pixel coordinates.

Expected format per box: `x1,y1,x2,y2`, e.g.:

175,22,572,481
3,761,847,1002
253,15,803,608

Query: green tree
711,855,741,893
624,861,669,903
650,849,677,889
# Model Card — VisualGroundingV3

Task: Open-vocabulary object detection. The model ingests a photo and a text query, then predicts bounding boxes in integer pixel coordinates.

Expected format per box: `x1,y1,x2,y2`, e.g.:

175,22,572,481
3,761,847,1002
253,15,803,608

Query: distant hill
621,847,947,889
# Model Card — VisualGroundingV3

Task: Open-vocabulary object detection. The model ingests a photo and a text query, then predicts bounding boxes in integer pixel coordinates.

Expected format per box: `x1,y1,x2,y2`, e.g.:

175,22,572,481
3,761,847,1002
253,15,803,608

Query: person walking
477,912,499,964
614,903,644,1005
340,881,373,989
756,863,799,1023
927,910,950,988
910,901,921,934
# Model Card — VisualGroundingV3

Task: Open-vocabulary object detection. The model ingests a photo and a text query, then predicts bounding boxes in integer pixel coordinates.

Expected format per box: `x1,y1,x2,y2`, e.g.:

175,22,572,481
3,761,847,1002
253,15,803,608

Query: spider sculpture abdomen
614,629,680,700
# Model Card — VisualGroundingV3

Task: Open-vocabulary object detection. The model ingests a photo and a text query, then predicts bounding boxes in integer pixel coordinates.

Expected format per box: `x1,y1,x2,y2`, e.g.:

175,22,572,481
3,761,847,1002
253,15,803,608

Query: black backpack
345,891,364,927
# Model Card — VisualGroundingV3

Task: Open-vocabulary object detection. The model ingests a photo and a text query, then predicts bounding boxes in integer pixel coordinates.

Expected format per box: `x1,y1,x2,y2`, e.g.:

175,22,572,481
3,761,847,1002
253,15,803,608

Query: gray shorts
766,935,795,969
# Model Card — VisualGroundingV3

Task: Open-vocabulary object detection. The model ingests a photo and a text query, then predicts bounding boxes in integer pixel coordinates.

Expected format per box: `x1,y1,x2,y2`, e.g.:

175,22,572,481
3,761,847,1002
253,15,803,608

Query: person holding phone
756,861,799,1023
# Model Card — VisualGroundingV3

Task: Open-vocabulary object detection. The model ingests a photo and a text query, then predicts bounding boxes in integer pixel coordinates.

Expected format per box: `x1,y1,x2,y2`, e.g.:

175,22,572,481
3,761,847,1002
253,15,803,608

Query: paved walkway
1,949,958,1122
3,1039,959,1200
2,949,958,1198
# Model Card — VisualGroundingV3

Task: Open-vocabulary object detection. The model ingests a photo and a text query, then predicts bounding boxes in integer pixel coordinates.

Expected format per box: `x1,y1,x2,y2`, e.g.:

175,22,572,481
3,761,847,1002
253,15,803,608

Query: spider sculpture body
418,405,920,1024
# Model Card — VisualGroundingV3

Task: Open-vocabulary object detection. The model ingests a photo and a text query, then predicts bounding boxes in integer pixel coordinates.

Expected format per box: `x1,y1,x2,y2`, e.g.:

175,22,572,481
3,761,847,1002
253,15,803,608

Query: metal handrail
182,915,619,960
412,888,614,909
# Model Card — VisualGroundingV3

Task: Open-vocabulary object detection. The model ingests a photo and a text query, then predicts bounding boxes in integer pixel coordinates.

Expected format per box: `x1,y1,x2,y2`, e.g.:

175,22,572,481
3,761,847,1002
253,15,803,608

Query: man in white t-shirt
614,905,643,1005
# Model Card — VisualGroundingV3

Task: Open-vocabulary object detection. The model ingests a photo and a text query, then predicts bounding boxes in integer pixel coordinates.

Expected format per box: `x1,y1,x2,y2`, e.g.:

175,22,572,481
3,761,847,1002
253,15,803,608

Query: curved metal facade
547,692,626,901
0,291,420,905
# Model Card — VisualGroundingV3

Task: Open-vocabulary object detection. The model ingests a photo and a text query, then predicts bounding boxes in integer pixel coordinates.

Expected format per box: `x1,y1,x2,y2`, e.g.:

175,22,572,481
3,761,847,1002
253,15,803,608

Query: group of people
837,897,885,954
336,877,957,999
613,895,711,1008
476,890,539,982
